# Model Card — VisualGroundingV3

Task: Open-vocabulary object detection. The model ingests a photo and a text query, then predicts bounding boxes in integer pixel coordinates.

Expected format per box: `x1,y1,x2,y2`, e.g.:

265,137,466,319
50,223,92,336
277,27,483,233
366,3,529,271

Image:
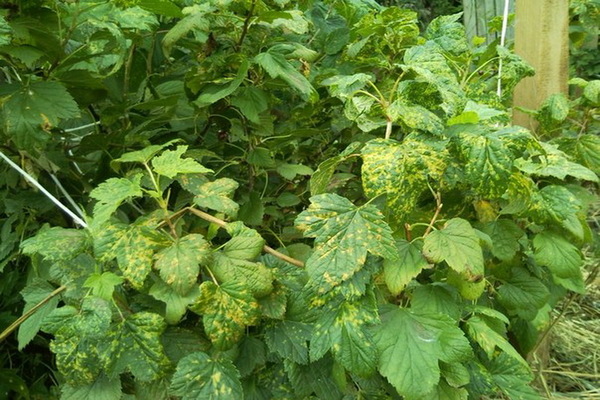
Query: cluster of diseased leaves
2,0,599,399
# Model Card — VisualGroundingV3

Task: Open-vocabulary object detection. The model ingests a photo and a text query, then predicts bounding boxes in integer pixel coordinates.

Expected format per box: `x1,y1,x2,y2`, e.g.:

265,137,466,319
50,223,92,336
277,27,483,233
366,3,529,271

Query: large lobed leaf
295,193,398,293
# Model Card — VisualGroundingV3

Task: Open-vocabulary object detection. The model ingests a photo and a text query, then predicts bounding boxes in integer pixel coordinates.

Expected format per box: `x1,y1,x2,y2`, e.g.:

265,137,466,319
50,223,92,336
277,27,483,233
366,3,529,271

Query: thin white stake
497,0,511,98
0,151,88,228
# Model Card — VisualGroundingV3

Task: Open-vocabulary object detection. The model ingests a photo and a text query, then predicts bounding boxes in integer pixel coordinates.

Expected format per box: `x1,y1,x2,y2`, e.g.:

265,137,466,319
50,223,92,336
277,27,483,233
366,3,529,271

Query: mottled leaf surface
155,234,210,295
90,175,143,226
295,193,397,292
170,351,242,400
21,227,90,261
191,281,259,350
193,178,239,217
151,145,212,178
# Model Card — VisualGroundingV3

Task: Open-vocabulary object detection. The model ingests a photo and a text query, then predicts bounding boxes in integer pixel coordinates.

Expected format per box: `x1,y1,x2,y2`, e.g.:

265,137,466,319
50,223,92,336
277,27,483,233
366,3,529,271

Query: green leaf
322,73,373,100
112,140,180,164
276,163,314,180
1,81,79,149
231,87,269,124
247,147,276,168
529,185,585,239
193,178,239,217
374,308,471,398
61,374,122,400
310,142,361,195
583,79,600,104
264,320,312,365
90,175,143,226
411,284,462,321
107,312,170,382
170,351,243,400
161,4,212,56
496,46,535,96
235,336,267,377
83,272,124,301
450,125,537,198
388,100,444,135
497,268,549,319
190,281,259,350
195,60,249,107
536,93,569,129
465,315,527,366
137,0,183,18
0,15,12,46
152,145,213,178
487,353,541,400
149,279,201,324
533,231,585,293
102,222,167,289
21,226,90,261
478,220,524,261
17,279,61,350
295,193,397,292
361,138,447,221
254,51,318,102
384,239,430,295
423,218,484,277
155,234,210,295
555,134,600,175
310,298,378,376
515,143,598,182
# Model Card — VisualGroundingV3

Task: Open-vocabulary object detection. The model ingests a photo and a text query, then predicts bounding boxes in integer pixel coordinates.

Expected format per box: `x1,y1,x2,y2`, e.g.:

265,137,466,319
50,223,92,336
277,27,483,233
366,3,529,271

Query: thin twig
236,0,256,50
424,192,443,236
0,285,67,343
186,207,304,268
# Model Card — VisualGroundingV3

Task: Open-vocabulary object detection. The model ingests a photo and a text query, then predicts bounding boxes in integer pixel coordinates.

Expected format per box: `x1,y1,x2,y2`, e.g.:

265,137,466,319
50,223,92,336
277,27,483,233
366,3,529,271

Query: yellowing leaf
90,175,143,226
193,178,239,217
423,218,484,276
154,234,210,295
190,281,259,350
21,226,90,261
295,193,397,293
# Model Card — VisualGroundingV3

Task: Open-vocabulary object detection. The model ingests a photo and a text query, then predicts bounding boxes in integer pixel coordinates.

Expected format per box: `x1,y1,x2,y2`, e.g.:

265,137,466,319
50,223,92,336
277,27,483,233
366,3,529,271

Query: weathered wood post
512,0,570,130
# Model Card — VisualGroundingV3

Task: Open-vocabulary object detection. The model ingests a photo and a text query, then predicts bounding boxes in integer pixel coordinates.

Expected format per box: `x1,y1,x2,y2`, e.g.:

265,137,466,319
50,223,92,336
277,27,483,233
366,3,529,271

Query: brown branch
187,207,305,268
0,285,67,343
424,192,443,236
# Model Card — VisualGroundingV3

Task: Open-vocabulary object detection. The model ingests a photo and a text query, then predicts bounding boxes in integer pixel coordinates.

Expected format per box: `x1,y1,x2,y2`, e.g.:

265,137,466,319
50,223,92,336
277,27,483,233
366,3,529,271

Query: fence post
512,0,570,130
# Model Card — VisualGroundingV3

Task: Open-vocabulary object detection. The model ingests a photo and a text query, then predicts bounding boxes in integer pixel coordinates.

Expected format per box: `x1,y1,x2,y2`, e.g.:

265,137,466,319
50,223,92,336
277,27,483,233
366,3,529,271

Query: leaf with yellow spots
21,226,90,261
449,125,538,199
154,234,210,295
105,312,170,382
295,193,397,293
264,320,312,365
528,185,585,240
103,223,169,289
361,137,448,223
190,281,259,350
423,218,484,277
193,178,240,217
89,174,143,227
170,351,242,400
374,307,471,398
310,297,378,376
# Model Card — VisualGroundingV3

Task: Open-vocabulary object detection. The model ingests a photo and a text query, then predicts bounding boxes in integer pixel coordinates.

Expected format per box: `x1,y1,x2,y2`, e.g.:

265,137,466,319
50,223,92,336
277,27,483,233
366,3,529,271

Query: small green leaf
465,315,527,366
231,87,269,124
487,353,541,400
161,4,212,56
152,145,212,178
170,351,242,400
583,80,600,104
190,281,259,350
247,147,276,168
90,175,143,226
295,193,398,292
384,239,430,295
193,178,239,217
21,226,90,261
83,272,124,301
195,60,249,107
310,142,361,195
537,93,569,129
478,220,523,261
60,374,122,400
155,234,210,295
515,143,598,182
423,218,484,277
276,163,314,180
533,231,585,293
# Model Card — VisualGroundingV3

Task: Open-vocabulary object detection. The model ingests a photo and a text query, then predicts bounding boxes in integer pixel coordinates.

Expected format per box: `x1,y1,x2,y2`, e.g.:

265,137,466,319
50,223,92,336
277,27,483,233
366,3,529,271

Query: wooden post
512,0,569,130
463,0,515,44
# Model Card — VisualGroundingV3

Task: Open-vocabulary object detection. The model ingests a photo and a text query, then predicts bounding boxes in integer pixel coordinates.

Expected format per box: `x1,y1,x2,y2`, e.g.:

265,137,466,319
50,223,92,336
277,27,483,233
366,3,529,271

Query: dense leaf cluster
0,0,599,399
